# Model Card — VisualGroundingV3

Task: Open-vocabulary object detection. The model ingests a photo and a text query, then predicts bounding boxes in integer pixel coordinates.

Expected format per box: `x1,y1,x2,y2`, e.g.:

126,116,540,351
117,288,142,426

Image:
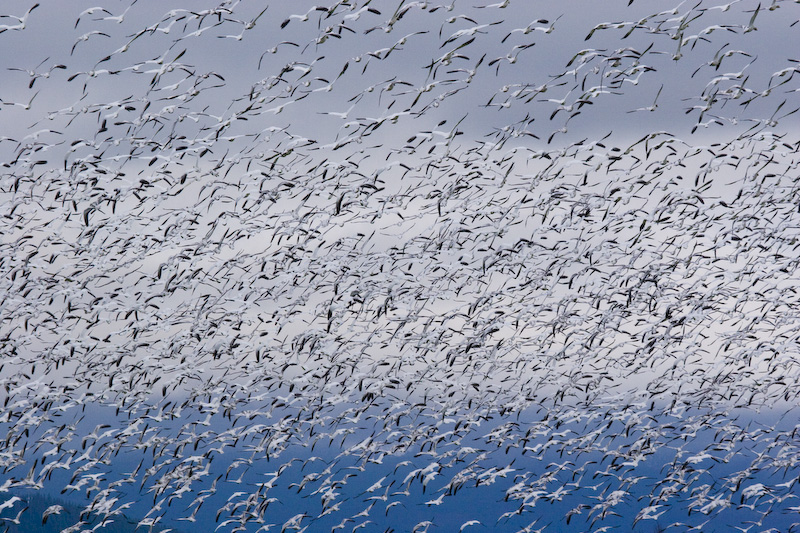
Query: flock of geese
1,0,799,532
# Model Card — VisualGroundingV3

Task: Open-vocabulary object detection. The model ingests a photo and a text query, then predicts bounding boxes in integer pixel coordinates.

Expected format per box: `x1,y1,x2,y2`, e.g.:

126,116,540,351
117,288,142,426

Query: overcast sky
1,1,800,532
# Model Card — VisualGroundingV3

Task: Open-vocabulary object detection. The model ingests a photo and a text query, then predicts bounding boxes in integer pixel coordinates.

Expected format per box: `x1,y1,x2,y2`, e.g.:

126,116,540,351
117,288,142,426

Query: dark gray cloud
1,1,799,532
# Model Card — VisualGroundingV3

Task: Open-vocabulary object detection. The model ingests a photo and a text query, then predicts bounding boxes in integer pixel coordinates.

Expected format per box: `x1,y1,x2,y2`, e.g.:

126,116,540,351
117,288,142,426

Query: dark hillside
1,492,182,533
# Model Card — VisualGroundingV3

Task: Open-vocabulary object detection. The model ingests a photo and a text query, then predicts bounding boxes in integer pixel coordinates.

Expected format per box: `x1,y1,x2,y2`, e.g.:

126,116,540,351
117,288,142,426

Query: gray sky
1,0,798,399
1,1,800,530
